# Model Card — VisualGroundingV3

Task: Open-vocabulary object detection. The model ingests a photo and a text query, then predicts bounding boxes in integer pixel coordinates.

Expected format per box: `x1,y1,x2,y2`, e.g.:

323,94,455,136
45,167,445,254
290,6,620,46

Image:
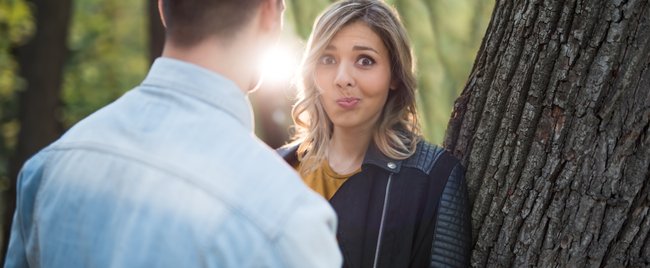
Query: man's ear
158,0,167,28
259,0,284,32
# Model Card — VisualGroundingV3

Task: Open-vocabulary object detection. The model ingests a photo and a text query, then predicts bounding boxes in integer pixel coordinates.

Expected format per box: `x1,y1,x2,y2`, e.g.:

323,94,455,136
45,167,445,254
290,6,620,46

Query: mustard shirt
299,161,361,200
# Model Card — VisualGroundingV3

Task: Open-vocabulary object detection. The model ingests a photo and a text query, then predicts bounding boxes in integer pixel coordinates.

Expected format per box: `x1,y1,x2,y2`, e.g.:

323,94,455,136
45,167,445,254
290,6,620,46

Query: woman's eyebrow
324,45,379,54
352,45,379,54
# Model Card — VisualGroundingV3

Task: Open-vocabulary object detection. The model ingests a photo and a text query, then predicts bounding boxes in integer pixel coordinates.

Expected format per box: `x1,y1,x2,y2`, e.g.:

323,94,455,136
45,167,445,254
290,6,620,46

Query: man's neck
161,36,257,94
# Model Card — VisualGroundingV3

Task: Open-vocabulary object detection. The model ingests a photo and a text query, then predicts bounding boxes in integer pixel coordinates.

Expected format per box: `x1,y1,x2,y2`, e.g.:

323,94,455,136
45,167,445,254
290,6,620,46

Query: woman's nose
334,64,354,89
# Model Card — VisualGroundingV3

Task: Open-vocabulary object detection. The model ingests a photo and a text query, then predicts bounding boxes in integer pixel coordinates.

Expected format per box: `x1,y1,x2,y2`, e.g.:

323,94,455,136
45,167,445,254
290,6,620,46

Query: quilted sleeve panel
430,163,472,267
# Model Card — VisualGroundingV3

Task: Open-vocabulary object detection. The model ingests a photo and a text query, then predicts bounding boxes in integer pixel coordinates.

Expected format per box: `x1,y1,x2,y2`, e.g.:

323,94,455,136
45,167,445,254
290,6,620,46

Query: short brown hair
162,0,263,47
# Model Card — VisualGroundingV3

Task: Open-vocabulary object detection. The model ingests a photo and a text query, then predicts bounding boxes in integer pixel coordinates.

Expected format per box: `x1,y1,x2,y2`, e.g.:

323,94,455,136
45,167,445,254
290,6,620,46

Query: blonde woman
278,0,472,267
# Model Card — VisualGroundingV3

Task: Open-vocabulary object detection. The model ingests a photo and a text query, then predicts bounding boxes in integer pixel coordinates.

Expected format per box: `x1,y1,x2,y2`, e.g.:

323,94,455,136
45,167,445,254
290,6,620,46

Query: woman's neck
327,127,373,174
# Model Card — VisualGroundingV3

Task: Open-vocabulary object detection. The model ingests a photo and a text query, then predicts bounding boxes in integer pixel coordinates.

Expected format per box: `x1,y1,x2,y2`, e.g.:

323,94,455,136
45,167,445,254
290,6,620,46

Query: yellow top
299,161,361,200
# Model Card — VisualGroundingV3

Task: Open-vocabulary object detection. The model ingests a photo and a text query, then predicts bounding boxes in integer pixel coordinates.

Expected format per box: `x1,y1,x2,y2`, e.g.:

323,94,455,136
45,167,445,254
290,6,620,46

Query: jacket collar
277,142,402,173
362,142,402,173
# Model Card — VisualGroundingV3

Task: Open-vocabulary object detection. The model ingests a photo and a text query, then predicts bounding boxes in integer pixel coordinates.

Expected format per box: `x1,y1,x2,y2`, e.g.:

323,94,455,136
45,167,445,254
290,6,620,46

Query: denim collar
141,57,253,131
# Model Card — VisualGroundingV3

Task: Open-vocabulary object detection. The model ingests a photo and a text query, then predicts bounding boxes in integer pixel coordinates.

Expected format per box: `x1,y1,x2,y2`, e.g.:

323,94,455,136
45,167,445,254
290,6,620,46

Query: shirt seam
42,141,277,240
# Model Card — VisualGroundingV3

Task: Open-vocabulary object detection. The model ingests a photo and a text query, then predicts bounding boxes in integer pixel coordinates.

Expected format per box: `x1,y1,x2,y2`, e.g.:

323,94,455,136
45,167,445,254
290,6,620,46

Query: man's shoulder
198,137,327,233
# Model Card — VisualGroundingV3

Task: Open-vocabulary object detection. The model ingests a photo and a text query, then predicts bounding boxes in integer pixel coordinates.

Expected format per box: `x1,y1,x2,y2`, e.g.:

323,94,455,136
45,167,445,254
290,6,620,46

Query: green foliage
393,0,493,143
0,0,149,188
285,0,334,39
62,0,148,127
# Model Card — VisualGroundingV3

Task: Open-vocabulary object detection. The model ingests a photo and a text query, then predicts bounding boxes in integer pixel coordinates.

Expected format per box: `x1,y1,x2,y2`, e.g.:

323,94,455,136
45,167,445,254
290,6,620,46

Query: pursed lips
336,97,361,109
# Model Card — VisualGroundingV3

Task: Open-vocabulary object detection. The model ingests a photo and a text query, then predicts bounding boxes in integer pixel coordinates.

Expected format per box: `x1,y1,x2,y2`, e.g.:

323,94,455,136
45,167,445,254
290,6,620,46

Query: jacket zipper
373,173,393,268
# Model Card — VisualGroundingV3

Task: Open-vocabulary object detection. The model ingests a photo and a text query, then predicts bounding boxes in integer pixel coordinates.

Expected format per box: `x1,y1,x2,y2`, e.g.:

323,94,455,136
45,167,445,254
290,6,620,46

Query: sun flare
259,41,301,86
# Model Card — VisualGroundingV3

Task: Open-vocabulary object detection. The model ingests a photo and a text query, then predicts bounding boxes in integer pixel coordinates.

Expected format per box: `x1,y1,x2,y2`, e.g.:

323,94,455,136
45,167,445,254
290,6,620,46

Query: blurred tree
1,0,149,257
62,0,147,128
3,0,72,261
285,0,333,38
0,0,34,259
445,0,650,266
393,0,493,143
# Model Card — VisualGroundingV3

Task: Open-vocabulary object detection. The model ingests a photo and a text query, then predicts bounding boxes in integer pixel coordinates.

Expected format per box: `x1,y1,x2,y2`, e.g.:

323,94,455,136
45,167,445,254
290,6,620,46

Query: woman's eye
356,56,375,66
319,55,336,65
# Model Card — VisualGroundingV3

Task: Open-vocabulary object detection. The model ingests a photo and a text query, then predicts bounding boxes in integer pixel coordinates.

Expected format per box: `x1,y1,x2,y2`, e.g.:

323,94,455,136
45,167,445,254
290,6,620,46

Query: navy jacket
277,141,473,267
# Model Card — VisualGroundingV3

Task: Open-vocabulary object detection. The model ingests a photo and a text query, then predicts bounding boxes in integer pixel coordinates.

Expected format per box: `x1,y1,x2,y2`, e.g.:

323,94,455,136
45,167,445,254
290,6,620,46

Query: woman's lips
336,97,360,109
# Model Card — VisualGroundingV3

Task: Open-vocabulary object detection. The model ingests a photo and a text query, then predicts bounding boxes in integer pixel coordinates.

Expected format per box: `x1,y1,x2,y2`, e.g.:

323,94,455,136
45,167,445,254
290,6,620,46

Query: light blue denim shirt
5,58,342,268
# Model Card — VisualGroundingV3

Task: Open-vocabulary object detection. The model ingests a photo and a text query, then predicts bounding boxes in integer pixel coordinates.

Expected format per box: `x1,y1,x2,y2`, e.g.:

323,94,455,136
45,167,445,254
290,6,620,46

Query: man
4,0,341,267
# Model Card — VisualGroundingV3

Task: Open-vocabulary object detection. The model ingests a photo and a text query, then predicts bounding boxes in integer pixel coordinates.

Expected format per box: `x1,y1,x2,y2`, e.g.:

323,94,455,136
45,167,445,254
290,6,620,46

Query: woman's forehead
324,22,386,53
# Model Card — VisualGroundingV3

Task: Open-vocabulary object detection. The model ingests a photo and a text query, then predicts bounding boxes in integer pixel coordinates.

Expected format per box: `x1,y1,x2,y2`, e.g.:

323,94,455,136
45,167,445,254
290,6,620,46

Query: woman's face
314,21,394,133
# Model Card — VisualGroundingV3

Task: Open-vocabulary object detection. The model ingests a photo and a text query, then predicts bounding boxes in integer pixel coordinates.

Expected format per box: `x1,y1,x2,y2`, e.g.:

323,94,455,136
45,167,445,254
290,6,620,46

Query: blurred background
0,0,493,249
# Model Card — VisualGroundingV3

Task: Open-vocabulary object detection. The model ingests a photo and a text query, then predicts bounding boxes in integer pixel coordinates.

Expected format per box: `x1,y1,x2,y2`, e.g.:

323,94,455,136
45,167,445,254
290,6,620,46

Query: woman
278,0,472,267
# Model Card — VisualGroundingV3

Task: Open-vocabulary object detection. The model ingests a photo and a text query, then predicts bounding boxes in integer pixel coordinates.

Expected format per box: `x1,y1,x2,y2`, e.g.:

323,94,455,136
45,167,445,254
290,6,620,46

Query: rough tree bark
444,0,650,267
4,0,72,261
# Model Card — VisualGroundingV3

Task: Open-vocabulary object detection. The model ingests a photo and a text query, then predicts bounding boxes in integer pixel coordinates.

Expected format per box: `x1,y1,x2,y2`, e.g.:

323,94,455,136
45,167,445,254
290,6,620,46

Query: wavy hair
291,0,421,176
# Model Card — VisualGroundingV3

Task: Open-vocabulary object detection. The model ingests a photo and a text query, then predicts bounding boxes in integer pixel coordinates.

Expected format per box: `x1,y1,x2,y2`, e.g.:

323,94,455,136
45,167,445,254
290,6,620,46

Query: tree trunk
444,0,650,267
5,0,72,260
148,0,164,64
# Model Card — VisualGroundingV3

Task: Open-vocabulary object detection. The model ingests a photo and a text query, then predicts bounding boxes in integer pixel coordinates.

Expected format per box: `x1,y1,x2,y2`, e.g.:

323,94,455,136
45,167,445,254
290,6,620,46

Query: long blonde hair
291,0,420,176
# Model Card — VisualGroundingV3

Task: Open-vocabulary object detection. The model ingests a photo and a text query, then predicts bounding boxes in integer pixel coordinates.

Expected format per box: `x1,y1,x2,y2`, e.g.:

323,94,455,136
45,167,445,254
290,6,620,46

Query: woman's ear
389,79,399,90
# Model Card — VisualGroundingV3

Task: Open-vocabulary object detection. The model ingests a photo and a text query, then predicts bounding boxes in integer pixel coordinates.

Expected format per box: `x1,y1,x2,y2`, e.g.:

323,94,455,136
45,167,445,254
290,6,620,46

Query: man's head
159,0,284,47
157,0,285,92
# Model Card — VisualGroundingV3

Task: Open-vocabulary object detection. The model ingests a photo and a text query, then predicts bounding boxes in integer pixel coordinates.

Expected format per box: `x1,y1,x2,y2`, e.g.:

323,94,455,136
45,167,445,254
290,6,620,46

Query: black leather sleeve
430,163,472,267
